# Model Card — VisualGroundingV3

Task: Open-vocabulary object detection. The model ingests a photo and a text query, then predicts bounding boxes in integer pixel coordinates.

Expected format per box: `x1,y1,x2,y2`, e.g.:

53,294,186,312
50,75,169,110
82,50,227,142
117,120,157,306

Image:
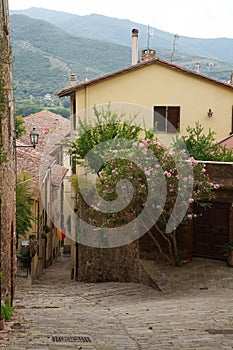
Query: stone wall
75,162,233,284
0,0,15,304
77,242,140,283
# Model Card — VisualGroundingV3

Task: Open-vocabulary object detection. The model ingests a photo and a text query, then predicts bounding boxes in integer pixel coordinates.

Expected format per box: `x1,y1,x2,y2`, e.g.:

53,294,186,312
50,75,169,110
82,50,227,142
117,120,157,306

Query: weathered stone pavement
1,255,233,349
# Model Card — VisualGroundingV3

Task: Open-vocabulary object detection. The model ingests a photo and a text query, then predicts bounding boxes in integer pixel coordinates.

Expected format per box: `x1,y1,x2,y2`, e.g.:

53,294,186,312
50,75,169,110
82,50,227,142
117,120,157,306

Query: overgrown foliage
1,298,14,321
15,115,26,138
71,106,219,265
69,103,142,173
176,122,233,162
16,173,35,246
0,34,10,164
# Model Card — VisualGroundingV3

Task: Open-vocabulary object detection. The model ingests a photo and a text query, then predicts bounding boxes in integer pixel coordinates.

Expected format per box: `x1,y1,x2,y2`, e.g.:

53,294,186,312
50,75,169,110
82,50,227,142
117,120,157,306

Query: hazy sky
8,0,233,39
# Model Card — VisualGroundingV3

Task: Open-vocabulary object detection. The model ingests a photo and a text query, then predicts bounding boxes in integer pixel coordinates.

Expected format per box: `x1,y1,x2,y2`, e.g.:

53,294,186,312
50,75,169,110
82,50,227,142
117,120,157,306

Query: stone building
16,110,71,281
0,0,15,305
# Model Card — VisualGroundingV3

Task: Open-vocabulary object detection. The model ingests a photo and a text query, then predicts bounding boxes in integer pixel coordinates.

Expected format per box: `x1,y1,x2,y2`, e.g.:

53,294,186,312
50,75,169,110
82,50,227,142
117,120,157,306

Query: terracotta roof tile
20,110,70,152
220,134,233,149
51,164,68,186
17,110,70,189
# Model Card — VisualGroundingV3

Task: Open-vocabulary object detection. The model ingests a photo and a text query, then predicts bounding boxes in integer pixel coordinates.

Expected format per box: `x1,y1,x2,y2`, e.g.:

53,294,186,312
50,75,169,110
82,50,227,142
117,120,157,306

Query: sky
8,0,233,39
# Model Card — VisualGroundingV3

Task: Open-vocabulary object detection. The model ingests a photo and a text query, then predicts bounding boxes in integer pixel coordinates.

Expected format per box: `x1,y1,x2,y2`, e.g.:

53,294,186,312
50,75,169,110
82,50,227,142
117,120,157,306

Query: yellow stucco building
58,55,233,141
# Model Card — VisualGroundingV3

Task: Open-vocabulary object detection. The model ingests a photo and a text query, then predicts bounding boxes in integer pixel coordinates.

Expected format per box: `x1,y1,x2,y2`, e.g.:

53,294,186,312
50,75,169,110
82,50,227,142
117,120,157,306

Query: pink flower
164,171,171,178
213,184,220,189
142,139,148,146
201,168,206,173
189,156,198,165
189,198,194,203
187,214,193,220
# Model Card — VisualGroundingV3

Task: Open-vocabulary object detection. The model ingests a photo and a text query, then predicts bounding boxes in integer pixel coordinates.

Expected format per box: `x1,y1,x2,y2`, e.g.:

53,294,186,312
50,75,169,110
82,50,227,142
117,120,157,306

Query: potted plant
223,241,233,266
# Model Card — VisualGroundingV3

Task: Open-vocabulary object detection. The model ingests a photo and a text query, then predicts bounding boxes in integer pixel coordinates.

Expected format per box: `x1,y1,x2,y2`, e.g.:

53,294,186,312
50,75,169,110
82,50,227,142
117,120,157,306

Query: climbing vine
0,21,12,164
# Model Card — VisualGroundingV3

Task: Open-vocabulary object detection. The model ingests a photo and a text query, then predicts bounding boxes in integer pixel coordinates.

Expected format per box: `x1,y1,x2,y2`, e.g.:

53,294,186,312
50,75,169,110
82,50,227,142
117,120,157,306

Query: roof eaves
219,134,233,143
56,60,152,97
56,58,233,97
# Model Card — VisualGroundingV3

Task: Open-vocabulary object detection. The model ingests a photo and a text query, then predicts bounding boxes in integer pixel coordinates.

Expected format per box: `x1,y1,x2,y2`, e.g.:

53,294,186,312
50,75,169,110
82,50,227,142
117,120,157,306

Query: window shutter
154,106,166,131
167,107,180,133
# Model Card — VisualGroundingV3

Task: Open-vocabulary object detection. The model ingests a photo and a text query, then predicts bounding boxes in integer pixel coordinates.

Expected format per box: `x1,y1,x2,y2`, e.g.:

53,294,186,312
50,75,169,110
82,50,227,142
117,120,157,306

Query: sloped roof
51,164,69,186
57,58,233,97
19,110,70,154
220,134,233,149
17,110,70,189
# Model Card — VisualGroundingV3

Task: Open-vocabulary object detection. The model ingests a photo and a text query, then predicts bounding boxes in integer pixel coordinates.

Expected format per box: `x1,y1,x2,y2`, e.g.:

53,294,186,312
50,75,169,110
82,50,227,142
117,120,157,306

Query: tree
69,103,142,174
16,173,35,248
177,121,233,162
70,106,219,265
15,115,26,138
94,140,216,265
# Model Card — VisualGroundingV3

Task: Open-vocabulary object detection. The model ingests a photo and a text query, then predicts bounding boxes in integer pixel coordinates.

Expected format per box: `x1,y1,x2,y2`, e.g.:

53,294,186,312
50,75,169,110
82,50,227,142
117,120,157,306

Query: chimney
132,28,139,65
70,74,76,86
141,49,156,61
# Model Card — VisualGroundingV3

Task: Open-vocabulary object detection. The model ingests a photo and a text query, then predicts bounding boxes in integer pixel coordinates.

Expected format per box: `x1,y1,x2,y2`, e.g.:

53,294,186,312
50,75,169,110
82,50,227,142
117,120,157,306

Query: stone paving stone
1,256,233,349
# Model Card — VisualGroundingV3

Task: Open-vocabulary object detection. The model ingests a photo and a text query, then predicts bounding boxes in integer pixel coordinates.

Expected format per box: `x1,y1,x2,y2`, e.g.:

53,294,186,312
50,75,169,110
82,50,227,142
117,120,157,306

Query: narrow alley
1,254,233,349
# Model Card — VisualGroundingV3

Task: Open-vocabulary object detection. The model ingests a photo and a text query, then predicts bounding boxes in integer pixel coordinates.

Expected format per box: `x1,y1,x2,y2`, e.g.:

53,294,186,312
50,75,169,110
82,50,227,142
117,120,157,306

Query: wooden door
194,202,230,260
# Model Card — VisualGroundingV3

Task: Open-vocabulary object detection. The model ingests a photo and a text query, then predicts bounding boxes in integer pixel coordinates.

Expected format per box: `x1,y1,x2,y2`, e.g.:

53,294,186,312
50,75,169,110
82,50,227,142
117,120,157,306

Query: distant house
44,93,53,101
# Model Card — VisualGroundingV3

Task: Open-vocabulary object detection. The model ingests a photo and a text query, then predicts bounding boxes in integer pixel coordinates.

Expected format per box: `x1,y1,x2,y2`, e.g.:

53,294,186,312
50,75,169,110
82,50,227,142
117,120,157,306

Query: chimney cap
132,28,139,35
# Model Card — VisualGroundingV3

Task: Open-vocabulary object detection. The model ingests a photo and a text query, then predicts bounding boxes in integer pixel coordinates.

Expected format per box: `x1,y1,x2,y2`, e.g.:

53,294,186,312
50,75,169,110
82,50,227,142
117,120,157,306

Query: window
154,106,180,133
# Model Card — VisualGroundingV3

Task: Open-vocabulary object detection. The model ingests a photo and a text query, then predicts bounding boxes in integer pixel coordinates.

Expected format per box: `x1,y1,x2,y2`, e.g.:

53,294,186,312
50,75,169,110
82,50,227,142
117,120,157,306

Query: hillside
11,7,233,63
10,12,233,117
11,15,131,99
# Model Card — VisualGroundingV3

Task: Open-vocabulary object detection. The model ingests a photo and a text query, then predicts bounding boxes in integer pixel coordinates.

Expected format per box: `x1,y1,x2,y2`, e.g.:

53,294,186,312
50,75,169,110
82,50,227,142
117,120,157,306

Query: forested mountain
10,14,131,116
11,7,233,63
10,10,233,117
11,15,131,97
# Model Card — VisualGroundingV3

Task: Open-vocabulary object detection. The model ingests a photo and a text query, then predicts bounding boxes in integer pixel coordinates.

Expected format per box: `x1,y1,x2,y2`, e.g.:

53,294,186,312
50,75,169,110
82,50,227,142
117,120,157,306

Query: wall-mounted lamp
16,127,39,149
207,108,213,118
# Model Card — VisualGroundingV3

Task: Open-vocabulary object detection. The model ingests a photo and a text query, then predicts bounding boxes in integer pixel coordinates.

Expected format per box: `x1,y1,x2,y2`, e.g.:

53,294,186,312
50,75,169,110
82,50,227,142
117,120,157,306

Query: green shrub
1,298,14,321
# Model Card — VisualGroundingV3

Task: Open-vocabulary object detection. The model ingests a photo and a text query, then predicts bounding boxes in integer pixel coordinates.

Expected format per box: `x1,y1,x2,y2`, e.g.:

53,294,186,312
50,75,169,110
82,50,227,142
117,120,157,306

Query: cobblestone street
1,255,233,349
